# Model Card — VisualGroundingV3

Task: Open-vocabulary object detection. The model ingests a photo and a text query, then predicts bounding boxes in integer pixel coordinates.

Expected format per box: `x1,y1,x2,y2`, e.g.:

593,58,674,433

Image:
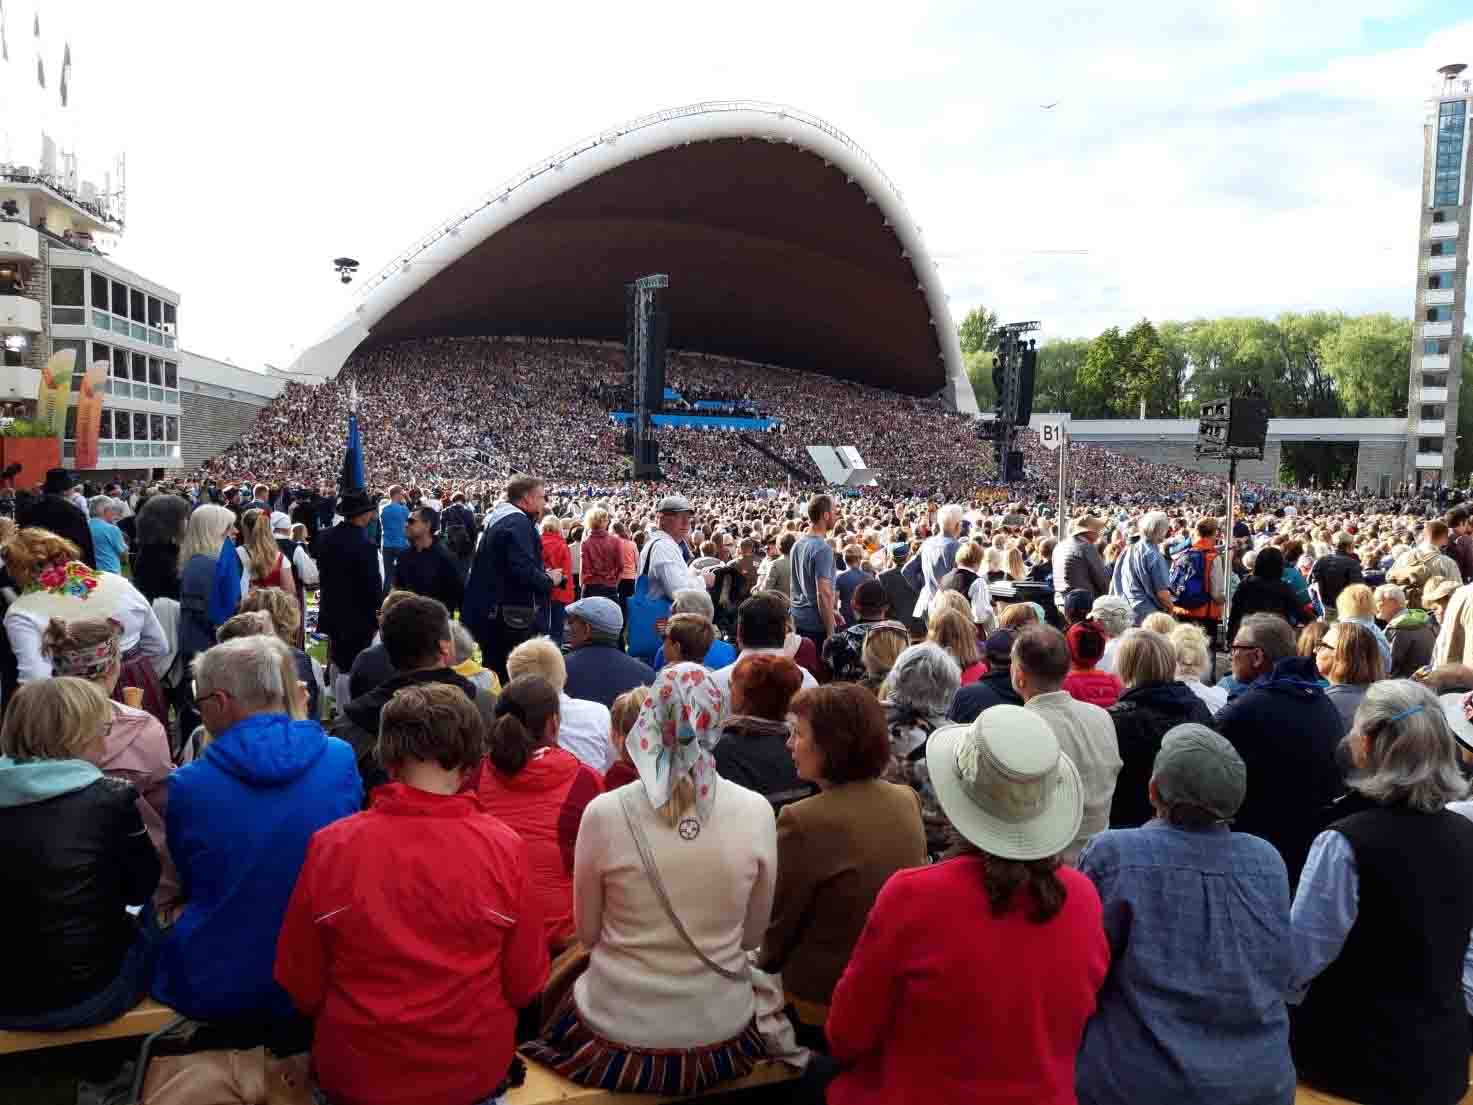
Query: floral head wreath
49,618,122,680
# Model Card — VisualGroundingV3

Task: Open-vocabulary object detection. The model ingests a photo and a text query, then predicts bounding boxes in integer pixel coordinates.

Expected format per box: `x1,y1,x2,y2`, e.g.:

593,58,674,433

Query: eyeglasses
1315,641,1335,652
1228,643,1261,654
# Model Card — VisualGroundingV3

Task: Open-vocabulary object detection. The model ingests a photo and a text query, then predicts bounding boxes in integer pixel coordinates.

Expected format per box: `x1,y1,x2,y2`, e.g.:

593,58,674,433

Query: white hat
270,511,292,536
926,704,1082,862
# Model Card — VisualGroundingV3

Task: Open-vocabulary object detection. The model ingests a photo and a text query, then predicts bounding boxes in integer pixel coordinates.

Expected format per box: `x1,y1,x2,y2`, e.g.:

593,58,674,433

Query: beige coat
1432,583,1473,668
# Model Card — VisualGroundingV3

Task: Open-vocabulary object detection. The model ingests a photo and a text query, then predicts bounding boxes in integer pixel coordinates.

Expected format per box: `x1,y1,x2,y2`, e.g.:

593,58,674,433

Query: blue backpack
1169,548,1211,611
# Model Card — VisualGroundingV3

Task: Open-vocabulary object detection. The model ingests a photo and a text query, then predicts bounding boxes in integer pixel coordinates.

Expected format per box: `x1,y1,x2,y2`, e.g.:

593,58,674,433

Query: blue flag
340,412,365,493
208,536,242,626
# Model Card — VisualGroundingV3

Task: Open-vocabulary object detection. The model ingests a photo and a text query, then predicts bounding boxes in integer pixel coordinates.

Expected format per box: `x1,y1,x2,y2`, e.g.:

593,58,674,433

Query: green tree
1076,327,1128,418
957,306,999,356
964,349,997,410
1318,313,1410,417
1034,338,1089,413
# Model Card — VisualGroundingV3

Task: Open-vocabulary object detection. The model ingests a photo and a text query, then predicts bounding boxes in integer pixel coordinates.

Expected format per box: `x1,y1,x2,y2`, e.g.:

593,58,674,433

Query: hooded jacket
153,713,360,1021
463,503,551,642
1387,607,1436,678
1215,657,1346,887
0,758,159,1015
1107,680,1215,828
713,715,814,810
466,749,601,949
339,668,485,794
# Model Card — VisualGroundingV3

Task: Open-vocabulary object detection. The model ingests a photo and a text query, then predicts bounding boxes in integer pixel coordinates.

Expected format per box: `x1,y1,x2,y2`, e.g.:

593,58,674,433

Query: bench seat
508,1058,800,1104
0,998,179,1056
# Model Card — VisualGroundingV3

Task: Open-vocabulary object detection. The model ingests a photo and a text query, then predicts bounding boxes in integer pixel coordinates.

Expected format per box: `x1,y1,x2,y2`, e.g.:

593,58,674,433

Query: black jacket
337,667,486,796
132,542,181,603
0,773,158,1015
712,716,814,811
1216,657,1346,887
18,494,96,568
947,668,1023,723
1107,680,1215,829
463,504,552,642
315,520,381,647
878,566,923,636
1226,574,1306,644
392,540,465,617
1310,553,1364,612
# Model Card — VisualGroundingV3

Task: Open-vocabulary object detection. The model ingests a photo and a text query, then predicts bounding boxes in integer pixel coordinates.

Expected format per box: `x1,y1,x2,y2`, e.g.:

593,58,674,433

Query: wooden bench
507,1059,801,1104
0,998,181,1056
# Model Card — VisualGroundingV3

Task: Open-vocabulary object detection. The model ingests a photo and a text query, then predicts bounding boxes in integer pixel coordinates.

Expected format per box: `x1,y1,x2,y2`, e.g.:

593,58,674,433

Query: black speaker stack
1196,396,1270,460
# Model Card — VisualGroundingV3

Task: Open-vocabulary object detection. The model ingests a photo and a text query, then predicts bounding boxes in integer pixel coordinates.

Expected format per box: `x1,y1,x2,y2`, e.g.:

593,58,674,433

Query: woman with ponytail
468,675,601,951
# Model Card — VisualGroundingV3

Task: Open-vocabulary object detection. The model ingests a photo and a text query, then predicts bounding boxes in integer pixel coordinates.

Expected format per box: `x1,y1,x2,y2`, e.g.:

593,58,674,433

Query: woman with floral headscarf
526,662,778,1096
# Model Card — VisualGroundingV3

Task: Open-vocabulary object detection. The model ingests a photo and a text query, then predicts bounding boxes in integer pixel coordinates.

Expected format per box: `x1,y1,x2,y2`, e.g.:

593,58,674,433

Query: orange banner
36,348,75,439
73,358,107,470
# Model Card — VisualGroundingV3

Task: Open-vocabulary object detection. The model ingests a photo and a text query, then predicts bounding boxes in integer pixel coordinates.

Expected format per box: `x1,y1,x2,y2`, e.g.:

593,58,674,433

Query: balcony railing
0,221,39,263
0,294,42,333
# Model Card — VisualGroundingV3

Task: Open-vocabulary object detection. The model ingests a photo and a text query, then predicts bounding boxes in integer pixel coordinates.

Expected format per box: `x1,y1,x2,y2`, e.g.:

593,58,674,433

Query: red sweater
468,750,601,948
274,783,548,1105
541,532,574,604
1063,668,1122,708
827,856,1108,1105
580,530,624,590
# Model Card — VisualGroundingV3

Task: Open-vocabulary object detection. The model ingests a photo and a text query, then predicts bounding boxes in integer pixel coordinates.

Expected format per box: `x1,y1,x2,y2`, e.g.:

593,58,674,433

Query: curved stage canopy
288,101,972,413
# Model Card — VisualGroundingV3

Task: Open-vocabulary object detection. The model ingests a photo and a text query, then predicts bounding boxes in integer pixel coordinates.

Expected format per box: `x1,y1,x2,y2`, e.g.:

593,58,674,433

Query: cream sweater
573,777,776,1049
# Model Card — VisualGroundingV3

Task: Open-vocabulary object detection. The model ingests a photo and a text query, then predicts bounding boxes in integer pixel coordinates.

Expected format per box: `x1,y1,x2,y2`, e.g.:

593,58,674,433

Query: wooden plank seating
0,998,180,1056
507,1058,801,1104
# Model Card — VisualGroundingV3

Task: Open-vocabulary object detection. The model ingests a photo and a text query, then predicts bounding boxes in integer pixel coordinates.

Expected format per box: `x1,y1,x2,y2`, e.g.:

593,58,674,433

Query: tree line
959,307,1473,483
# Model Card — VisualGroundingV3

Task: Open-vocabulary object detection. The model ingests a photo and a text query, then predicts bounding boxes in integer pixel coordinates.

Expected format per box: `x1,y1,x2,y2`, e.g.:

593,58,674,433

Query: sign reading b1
1037,419,1066,451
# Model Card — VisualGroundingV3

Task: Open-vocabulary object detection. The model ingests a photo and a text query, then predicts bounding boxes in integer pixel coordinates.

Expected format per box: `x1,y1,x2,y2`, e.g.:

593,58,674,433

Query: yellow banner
36,348,76,439
73,359,108,470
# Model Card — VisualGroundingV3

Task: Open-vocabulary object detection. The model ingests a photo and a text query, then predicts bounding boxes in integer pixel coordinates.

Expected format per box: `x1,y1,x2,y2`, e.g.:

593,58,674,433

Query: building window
111,280,127,316
50,268,83,307
1423,404,1446,420
1424,372,1449,388
1422,438,1444,453
89,273,107,309
132,412,147,440
146,296,161,328
1430,240,1457,256
1433,210,1447,223
164,362,177,389
1436,100,1467,208
1425,340,1450,355
129,288,145,323
1428,306,1454,322
163,303,176,330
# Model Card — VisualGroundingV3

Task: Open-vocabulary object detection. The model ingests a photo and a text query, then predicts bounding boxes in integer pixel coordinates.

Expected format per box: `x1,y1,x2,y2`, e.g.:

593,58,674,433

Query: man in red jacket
275,683,548,1105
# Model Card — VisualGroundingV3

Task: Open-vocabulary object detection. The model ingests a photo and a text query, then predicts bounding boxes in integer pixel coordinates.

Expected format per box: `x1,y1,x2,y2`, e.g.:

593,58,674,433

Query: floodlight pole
1222,457,1237,656
1057,427,1069,533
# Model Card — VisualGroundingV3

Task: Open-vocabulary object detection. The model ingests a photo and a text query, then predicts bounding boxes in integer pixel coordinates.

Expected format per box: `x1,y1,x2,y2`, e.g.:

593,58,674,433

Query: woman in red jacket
1062,619,1122,708
471,674,603,950
541,516,575,645
275,682,548,1105
824,704,1109,1105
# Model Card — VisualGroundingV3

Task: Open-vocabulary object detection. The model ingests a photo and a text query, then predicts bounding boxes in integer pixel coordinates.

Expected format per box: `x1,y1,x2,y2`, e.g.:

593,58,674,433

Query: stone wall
1077,439,1283,485
1355,440,1407,495
179,389,267,471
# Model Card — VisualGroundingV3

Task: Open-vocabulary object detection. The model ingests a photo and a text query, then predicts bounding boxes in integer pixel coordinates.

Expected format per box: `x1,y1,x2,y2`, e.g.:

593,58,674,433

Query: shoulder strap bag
617,787,749,982
627,534,675,663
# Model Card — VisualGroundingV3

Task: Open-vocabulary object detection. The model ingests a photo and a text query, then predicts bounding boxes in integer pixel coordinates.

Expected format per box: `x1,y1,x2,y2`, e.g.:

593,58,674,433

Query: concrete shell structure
288,101,973,413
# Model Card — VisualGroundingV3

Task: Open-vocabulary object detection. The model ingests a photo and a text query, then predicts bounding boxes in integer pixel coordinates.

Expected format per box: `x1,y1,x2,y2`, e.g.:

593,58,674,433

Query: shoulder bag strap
617,788,750,982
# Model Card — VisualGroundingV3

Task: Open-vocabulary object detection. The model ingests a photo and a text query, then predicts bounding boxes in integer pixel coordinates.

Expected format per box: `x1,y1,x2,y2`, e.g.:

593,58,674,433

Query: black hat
337,489,377,518
43,467,75,495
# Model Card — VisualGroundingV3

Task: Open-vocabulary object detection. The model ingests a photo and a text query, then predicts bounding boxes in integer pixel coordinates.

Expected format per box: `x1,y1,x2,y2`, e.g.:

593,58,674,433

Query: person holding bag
525,662,777,1096
628,495,713,663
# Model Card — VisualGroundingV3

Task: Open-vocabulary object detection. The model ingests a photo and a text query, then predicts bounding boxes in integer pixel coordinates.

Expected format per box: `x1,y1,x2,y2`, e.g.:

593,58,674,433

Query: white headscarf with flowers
627,662,728,823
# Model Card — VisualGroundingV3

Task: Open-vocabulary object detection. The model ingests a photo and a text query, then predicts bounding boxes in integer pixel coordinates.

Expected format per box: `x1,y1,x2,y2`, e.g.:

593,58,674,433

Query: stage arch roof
288,101,973,413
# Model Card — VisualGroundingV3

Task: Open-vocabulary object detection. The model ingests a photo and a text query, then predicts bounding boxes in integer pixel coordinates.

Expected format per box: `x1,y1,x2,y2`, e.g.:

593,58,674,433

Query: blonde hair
955,541,984,571
1336,582,1375,621
1170,622,1212,679
929,609,979,669
862,623,909,679
999,604,1039,630
1142,612,1177,635
239,508,280,582
179,504,236,569
1116,628,1177,688
217,610,274,643
506,636,568,693
927,589,973,625
585,506,610,532
2,676,110,761
238,586,301,646
4,527,81,581
610,686,650,740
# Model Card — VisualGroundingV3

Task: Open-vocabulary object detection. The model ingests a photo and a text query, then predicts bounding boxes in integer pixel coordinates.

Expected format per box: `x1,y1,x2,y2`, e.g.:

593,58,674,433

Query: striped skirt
522,991,766,1096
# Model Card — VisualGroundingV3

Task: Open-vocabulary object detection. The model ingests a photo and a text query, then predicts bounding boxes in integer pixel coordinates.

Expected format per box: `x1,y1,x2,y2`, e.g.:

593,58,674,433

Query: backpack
1169,547,1211,611
442,504,475,558
1388,548,1439,610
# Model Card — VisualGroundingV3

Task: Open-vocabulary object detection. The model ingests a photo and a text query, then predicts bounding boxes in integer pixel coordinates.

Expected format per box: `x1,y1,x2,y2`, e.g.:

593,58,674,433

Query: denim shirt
1076,821,1296,1105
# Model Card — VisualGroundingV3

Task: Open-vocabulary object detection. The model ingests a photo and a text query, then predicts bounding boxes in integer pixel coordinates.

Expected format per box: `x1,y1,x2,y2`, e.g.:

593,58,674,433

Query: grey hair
1351,680,1468,812
671,588,715,619
88,495,115,519
937,504,965,533
179,504,237,570
1090,595,1133,638
449,622,477,665
884,642,961,717
192,635,290,712
1138,511,1171,542
1373,583,1407,607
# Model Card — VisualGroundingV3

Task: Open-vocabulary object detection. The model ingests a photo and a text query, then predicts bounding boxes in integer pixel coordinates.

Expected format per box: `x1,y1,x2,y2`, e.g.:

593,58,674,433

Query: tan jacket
1432,582,1473,668
759,778,926,1005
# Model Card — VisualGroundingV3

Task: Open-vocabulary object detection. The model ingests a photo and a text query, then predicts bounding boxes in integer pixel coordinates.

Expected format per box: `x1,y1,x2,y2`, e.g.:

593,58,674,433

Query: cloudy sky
4,0,1470,370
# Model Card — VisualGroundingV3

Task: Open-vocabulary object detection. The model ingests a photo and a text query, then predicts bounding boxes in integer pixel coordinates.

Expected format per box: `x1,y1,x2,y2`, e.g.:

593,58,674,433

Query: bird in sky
1041,102,1058,109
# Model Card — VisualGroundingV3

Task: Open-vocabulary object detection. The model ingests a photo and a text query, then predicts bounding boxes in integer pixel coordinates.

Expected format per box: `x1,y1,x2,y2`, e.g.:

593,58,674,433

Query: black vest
941,566,978,597
1294,800,1473,1105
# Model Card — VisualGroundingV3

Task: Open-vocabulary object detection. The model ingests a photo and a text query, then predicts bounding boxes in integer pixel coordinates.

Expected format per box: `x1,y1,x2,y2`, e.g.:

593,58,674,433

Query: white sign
1038,420,1066,451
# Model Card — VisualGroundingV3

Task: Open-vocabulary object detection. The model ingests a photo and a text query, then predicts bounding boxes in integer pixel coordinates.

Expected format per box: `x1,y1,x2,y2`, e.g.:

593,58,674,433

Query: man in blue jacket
153,635,361,1024
463,474,562,681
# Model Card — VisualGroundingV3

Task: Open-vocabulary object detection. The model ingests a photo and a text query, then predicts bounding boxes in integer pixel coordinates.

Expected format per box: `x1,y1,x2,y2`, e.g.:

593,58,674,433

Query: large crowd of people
11,343,1473,1105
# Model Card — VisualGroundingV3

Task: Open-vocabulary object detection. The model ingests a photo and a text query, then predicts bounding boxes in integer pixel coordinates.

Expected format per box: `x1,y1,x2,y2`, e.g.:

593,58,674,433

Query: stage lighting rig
333,257,360,284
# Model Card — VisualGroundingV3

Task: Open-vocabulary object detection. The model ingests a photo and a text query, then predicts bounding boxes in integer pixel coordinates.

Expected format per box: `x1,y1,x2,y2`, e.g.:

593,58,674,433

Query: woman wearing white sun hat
823,704,1109,1105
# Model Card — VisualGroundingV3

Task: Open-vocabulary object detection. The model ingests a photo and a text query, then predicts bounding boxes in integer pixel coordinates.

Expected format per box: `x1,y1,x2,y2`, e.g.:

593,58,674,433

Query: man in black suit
316,490,382,695
879,541,923,638
17,467,96,568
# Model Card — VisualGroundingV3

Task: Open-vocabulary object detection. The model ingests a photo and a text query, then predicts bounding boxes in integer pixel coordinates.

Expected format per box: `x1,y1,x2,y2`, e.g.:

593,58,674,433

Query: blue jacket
463,503,551,639
379,501,408,551
154,713,361,1021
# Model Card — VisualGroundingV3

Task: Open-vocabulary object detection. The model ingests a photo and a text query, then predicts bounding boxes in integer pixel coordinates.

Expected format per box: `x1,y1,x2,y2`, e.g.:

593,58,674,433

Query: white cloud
7,0,1470,365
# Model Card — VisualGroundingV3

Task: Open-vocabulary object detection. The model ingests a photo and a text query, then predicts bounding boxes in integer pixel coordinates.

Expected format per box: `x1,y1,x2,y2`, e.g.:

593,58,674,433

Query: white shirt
708,646,818,707
559,692,612,771
1181,674,1228,714
573,777,776,1048
1025,691,1122,865
1099,636,1122,674
641,531,702,602
7,572,168,683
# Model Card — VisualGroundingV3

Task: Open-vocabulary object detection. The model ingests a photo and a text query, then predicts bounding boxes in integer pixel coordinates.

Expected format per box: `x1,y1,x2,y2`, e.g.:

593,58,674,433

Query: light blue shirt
88,518,127,574
1110,540,1171,624
379,501,409,550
